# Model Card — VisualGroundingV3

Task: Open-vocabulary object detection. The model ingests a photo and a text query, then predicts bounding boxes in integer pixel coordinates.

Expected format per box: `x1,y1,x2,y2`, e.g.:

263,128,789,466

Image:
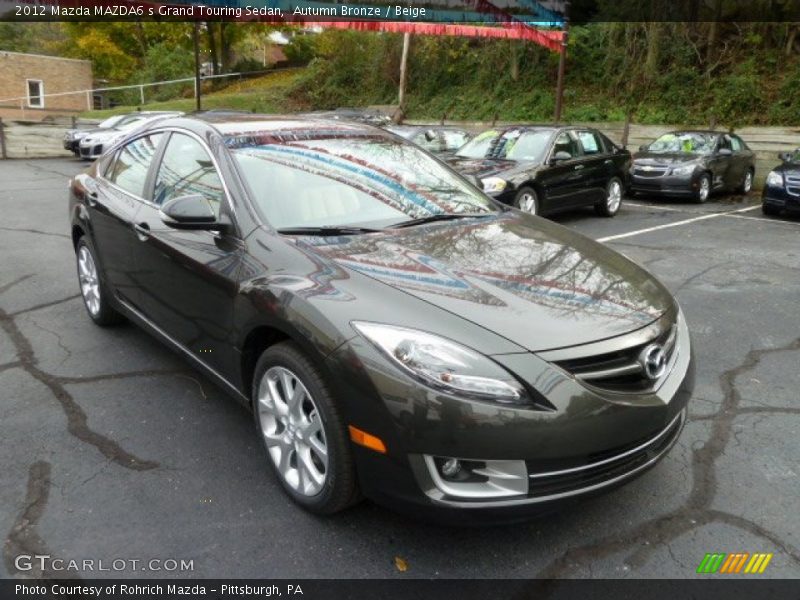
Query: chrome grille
555,324,677,393
634,167,668,178
525,409,685,498
786,175,800,197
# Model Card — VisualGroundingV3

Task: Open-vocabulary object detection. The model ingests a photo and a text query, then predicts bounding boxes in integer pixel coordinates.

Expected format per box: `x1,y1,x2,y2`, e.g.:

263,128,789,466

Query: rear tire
514,186,539,216
595,177,623,217
252,341,360,515
75,238,124,326
693,173,711,203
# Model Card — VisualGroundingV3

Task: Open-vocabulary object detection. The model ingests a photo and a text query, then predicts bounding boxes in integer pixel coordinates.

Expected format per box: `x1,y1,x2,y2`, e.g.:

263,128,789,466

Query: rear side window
106,133,163,198
577,131,604,155
552,132,582,159
153,133,225,216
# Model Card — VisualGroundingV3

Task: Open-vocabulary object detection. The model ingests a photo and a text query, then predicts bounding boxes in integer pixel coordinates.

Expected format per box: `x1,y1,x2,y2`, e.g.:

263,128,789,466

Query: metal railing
0,68,299,111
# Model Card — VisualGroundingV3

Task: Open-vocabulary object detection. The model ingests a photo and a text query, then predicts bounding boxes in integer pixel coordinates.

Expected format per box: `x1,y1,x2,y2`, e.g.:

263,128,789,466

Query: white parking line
723,213,800,227
597,205,761,243
624,202,688,212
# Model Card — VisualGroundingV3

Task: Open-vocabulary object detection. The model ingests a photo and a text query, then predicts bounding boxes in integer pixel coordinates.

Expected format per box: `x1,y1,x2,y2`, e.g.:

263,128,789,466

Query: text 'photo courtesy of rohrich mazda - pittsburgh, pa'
3,0,800,593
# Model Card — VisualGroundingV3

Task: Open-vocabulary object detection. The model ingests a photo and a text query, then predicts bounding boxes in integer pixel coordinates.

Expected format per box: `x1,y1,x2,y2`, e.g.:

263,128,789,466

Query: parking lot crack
0,226,70,240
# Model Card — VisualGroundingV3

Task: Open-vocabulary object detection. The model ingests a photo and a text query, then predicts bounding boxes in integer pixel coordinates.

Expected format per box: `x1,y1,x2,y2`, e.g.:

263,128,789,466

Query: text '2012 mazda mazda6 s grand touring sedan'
69,114,694,523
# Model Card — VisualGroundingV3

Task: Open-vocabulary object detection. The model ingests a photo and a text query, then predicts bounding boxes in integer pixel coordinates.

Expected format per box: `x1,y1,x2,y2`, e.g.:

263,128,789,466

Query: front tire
75,238,124,326
694,173,711,203
253,342,359,514
595,177,623,217
762,202,781,216
739,169,754,194
514,186,539,215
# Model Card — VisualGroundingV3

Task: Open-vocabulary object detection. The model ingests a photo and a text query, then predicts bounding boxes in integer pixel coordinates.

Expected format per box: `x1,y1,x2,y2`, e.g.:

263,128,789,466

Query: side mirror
779,152,792,162
160,194,229,231
717,147,732,156
639,144,648,152
424,129,437,142
550,151,572,164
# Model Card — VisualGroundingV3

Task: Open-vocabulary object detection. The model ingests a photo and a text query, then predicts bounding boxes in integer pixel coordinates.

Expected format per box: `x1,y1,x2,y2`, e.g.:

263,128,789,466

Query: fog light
441,458,461,478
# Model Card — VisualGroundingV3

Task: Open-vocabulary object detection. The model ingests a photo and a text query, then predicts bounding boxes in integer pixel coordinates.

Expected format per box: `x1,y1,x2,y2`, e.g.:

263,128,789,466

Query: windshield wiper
277,226,381,236
392,213,492,229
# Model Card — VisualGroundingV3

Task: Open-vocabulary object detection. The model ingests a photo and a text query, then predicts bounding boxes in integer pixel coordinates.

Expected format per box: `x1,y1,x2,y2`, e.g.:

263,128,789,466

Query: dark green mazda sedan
68,114,694,522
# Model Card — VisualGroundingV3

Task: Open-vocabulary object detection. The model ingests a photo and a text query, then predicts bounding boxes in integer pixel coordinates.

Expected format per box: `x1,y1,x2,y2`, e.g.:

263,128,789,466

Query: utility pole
395,32,411,124
193,22,202,112
554,4,569,122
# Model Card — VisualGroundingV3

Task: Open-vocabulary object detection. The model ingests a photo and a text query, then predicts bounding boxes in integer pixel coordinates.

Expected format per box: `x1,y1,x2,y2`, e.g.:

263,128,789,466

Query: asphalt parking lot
1,158,798,579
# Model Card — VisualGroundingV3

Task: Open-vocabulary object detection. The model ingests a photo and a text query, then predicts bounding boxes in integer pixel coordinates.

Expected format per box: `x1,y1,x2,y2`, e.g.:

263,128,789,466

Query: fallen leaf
394,556,408,572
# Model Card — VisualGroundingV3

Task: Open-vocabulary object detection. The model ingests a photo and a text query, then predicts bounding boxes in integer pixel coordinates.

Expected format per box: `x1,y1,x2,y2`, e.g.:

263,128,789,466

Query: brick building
0,51,93,121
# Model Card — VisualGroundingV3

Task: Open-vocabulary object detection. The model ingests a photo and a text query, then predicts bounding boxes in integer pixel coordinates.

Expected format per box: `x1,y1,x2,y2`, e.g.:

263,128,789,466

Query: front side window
106,133,163,198
153,134,225,216
229,130,497,230
550,132,581,160
730,136,743,152
26,80,43,108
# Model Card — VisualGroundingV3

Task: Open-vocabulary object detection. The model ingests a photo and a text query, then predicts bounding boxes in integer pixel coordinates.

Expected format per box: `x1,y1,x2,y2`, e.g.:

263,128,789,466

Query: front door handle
133,222,150,241
574,164,585,170
86,190,98,207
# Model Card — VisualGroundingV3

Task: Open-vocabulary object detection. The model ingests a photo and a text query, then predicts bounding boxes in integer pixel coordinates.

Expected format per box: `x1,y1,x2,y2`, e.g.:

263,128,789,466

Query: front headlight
671,164,696,176
766,171,784,187
352,322,529,404
481,177,507,194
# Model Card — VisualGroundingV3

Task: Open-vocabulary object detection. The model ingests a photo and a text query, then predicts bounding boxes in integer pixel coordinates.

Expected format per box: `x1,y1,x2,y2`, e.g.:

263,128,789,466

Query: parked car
298,107,391,127
69,114,693,522
762,148,800,216
386,125,472,157
77,111,183,160
630,131,755,203
63,114,126,156
446,125,632,217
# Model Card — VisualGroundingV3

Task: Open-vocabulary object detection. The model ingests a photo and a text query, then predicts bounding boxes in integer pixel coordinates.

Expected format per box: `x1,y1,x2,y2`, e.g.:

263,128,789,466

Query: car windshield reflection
647,132,715,155
228,131,497,231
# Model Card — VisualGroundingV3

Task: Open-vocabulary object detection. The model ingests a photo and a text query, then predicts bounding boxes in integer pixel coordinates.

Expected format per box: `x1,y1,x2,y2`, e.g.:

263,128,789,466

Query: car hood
296,212,675,352
774,162,800,176
633,152,704,166
446,157,523,180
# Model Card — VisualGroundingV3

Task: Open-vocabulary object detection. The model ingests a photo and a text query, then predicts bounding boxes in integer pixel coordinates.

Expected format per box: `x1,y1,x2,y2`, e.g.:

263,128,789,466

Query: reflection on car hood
298,212,674,352
446,157,521,180
634,152,703,166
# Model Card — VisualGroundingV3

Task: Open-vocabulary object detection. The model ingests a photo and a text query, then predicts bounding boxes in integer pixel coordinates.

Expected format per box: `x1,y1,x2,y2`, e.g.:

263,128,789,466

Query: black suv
446,126,631,218
762,149,800,216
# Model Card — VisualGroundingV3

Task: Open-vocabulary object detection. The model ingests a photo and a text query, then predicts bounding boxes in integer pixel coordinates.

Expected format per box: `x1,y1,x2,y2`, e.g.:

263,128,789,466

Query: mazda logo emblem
640,344,667,380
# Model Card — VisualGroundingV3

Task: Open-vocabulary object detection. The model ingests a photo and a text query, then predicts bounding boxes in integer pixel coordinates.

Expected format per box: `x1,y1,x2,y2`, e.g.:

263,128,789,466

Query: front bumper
78,143,104,160
762,185,800,213
630,171,698,197
326,314,694,522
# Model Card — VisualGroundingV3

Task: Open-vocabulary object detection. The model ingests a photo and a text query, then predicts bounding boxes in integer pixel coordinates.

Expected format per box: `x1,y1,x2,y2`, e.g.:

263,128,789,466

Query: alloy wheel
743,171,753,193
257,366,329,497
698,177,710,201
518,192,537,215
607,180,622,212
78,246,101,316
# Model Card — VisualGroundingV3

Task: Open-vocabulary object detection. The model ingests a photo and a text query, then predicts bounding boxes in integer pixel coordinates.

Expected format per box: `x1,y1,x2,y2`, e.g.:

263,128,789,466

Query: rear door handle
133,222,150,240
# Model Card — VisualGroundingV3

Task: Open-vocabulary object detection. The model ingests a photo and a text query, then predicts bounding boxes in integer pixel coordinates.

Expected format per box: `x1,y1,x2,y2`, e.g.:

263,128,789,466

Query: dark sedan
385,125,472,156
446,126,631,218
69,115,693,522
762,149,800,216
631,131,755,203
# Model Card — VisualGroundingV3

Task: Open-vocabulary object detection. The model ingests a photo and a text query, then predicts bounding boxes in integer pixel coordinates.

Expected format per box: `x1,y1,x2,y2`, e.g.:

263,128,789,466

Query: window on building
26,80,44,108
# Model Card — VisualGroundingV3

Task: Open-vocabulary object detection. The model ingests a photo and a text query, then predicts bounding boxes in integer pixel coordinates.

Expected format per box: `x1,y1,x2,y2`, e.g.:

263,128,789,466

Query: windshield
99,115,125,129
455,130,500,158
647,132,715,155
229,130,497,231
503,130,553,162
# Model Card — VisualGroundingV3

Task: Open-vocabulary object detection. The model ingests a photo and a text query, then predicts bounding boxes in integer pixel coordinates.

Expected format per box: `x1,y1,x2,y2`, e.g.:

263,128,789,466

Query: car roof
142,113,392,139
666,130,722,136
